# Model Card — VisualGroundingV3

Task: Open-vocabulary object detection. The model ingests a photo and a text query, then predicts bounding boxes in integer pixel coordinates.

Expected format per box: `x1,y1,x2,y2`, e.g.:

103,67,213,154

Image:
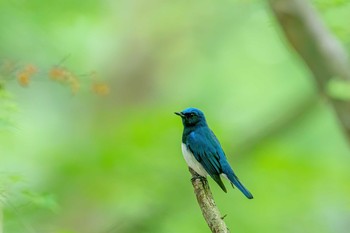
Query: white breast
181,143,208,177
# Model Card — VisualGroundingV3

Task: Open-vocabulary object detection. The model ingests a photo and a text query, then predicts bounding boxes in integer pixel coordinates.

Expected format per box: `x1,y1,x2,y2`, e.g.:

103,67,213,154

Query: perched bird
175,107,253,199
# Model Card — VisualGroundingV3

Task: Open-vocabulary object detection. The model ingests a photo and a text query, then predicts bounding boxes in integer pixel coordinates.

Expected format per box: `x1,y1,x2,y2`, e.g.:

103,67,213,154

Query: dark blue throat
181,122,207,143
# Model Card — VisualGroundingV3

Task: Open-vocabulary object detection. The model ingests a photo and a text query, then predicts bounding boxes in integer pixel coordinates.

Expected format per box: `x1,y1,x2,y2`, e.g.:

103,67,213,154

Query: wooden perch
268,0,350,142
189,167,230,233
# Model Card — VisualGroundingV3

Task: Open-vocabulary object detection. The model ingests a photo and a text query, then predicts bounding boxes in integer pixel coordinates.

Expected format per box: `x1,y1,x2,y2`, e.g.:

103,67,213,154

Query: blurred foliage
327,78,350,100
0,89,17,131
0,0,350,233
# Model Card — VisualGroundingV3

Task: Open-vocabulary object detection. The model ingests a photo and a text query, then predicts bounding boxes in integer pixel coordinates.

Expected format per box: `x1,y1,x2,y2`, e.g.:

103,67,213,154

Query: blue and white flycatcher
175,107,253,199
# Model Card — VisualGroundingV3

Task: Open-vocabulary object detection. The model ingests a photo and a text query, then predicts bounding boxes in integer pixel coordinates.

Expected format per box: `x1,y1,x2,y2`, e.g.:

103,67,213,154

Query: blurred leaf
21,190,60,213
327,78,350,100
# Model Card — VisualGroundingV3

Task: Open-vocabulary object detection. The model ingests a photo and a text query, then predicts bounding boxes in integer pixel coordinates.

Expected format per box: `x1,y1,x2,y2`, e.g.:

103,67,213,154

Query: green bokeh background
1,0,350,232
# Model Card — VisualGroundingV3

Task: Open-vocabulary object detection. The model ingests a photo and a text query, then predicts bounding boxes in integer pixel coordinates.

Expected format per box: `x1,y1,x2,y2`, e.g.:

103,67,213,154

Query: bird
175,107,253,199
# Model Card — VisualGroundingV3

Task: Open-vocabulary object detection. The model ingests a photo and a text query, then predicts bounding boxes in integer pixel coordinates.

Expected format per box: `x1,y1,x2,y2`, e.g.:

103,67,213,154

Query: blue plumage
175,107,253,199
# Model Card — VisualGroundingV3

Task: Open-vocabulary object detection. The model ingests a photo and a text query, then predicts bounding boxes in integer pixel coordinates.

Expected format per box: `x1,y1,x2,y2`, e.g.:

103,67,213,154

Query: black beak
175,112,184,117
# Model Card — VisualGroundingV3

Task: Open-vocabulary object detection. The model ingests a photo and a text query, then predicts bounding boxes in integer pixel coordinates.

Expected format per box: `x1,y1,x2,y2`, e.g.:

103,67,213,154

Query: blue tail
225,171,253,199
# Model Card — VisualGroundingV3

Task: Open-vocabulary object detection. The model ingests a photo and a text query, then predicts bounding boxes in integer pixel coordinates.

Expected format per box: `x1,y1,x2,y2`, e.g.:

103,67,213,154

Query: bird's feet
191,174,205,182
189,167,207,183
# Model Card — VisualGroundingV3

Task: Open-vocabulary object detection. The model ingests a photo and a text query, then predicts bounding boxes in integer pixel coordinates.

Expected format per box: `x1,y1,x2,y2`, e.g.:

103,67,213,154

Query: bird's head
175,107,207,127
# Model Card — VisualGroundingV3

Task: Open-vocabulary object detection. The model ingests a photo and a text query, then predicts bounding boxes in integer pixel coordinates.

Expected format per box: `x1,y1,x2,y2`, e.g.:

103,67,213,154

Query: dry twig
189,167,230,233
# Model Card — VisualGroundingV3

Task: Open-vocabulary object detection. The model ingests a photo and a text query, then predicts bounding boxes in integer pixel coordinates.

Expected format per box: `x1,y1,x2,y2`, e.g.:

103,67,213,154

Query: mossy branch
189,167,230,233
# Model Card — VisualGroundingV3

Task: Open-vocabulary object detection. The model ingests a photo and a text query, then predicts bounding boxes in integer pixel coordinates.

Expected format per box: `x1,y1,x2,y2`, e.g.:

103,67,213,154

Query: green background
1,0,350,232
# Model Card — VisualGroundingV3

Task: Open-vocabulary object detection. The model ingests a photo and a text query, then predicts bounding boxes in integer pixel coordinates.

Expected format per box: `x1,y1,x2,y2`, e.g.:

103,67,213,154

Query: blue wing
186,129,227,192
186,128,253,199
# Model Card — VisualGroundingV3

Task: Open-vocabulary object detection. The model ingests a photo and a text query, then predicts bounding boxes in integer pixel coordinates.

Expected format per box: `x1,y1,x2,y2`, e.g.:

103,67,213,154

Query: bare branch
268,0,350,142
189,167,230,233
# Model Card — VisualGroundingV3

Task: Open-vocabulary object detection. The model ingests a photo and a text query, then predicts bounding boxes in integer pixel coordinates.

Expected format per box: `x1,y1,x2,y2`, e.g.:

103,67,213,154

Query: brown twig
189,167,230,233
268,0,350,143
